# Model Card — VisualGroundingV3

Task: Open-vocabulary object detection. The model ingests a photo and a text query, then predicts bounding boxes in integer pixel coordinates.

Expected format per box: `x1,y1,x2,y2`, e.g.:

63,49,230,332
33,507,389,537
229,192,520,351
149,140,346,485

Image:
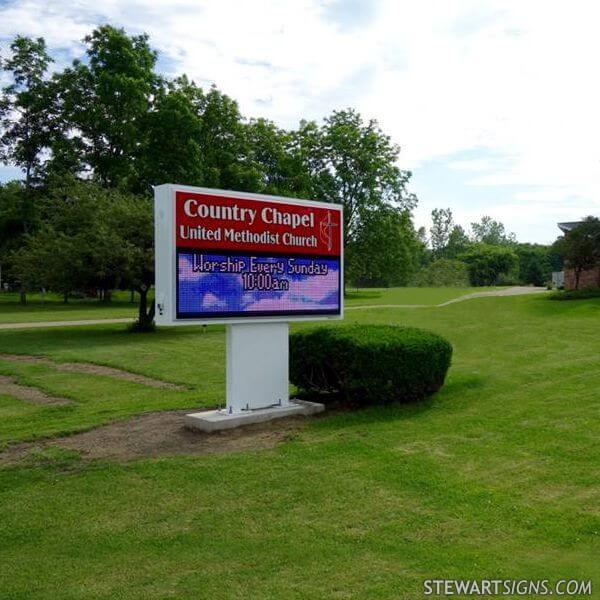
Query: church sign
154,185,343,324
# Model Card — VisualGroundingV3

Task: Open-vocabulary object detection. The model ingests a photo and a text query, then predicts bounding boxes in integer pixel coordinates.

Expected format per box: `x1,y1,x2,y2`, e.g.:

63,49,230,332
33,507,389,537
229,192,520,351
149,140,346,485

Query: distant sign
154,185,343,324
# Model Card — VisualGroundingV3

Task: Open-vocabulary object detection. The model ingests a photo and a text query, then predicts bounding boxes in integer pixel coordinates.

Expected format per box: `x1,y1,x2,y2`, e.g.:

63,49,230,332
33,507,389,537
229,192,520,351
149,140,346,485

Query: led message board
154,185,343,325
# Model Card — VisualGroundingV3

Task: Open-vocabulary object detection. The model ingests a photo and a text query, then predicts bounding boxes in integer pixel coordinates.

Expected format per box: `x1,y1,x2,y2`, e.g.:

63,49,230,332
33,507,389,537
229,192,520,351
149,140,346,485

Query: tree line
0,25,425,327
2,25,591,328
416,210,565,288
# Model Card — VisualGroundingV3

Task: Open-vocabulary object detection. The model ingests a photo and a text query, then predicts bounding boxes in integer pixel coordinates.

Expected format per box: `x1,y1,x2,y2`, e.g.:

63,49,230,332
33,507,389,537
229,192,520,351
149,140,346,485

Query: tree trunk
19,288,27,305
139,288,147,321
134,287,155,331
63,292,69,304
130,288,135,303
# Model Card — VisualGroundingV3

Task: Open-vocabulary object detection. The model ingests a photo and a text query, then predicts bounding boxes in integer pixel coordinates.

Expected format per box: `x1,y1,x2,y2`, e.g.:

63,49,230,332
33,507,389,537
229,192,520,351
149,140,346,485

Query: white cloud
1,0,599,242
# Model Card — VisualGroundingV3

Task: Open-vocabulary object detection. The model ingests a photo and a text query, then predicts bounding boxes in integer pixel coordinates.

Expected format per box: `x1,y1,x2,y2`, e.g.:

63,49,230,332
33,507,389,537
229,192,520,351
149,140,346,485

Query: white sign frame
154,183,344,326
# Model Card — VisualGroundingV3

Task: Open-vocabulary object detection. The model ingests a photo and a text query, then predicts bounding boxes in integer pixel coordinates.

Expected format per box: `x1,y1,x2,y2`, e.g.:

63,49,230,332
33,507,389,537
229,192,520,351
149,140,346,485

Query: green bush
550,287,600,301
290,325,452,405
413,258,469,287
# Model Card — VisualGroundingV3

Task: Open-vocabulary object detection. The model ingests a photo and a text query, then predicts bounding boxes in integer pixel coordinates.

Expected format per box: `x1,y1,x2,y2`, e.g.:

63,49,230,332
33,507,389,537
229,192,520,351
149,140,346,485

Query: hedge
290,325,452,405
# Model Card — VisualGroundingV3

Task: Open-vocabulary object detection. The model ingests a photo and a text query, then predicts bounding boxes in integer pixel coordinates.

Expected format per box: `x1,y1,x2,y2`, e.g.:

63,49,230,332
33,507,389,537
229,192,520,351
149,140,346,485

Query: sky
0,0,599,244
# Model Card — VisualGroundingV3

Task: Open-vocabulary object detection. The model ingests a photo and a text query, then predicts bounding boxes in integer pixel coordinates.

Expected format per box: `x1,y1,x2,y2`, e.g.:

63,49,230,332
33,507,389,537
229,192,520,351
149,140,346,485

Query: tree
136,83,204,191
12,181,145,302
515,244,552,286
346,205,421,287
413,258,470,287
459,244,518,286
196,85,254,191
0,36,53,188
313,109,416,243
430,208,453,256
471,216,516,246
294,109,417,287
0,181,40,301
445,225,471,259
106,192,155,329
553,217,600,289
56,25,159,188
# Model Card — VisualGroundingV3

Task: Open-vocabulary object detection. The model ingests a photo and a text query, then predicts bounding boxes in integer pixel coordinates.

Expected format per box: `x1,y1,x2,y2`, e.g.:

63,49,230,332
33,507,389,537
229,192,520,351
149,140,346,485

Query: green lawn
0,287,492,325
344,286,495,306
0,290,139,323
0,292,598,598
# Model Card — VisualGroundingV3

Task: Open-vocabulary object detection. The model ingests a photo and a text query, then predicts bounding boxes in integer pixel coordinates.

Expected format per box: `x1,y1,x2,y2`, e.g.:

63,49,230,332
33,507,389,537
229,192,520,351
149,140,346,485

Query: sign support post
226,322,289,413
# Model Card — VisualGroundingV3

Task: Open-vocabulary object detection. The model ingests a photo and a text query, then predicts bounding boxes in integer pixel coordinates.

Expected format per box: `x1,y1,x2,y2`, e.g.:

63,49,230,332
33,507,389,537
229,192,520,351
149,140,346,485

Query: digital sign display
177,252,341,318
154,185,343,324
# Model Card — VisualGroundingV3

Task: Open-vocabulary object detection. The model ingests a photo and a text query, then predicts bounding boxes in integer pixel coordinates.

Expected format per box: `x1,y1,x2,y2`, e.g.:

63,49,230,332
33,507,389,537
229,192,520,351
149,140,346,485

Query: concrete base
185,399,324,432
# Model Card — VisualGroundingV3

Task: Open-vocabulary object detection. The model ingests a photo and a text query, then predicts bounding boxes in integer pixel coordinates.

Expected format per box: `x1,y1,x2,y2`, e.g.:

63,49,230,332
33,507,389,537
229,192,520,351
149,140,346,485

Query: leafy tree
0,181,40,301
413,258,470,287
553,216,600,289
430,208,453,256
56,25,159,188
12,182,143,300
346,206,420,287
459,244,518,286
0,36,53,188
196,85,254,190
105,192,155,329
12,227,81,301
515,244,552,286
294,109,417,285
445,225,471,259
312,109,416,243
244,118,300,196
136,83,203,191
471,216,516,246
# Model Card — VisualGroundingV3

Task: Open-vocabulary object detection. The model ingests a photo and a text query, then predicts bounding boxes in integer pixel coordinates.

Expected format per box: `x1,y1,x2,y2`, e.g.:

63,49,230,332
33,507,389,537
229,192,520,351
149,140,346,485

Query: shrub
459,244,518,286
290,325,452,405
550,287,600,301
413,258,469,287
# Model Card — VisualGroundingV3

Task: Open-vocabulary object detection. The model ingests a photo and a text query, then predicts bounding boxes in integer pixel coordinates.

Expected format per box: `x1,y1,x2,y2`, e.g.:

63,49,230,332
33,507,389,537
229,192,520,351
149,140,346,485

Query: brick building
558,221,600,290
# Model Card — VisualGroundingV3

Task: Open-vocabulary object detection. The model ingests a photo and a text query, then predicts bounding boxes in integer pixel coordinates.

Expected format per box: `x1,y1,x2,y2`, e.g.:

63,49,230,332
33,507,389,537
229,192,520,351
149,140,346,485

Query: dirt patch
0,409,307,465
0,375,71,406
0,353,184,390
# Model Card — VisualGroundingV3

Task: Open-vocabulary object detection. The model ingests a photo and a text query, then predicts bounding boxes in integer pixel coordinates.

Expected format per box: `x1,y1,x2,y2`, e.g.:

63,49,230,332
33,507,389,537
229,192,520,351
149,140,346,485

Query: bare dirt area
0,375,71,406
0,353,184,390
0,410,307,465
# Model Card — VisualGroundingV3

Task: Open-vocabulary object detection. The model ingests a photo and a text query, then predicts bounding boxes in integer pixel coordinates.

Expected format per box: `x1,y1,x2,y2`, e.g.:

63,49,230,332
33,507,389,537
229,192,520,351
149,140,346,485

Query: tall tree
197,85,253,190
459,244,518,286
311,109,416,245
471,216,516,246
346,205,420,287
56,25,159,188
136,82,204,191
445,224,471,259
0,36,53,188
430,208,454,255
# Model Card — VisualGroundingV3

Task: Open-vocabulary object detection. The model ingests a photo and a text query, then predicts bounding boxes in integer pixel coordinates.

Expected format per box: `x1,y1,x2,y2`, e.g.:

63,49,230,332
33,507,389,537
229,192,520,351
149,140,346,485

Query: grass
0,287,495,325
344,286,495,306
0,290,599,598
0,290,140,323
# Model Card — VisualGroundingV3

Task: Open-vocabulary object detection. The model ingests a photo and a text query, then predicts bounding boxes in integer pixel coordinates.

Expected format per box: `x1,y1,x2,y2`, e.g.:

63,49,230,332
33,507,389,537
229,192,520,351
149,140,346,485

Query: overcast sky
1,0,599,243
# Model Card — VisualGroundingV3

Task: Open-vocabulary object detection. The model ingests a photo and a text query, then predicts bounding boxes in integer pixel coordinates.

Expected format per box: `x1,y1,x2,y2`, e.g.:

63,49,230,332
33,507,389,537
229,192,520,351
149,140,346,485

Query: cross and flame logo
319,211,338,251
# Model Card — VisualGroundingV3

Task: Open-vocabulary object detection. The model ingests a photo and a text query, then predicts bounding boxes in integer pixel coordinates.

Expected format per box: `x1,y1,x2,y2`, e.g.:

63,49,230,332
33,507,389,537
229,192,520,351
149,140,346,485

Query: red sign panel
175,191,342,256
